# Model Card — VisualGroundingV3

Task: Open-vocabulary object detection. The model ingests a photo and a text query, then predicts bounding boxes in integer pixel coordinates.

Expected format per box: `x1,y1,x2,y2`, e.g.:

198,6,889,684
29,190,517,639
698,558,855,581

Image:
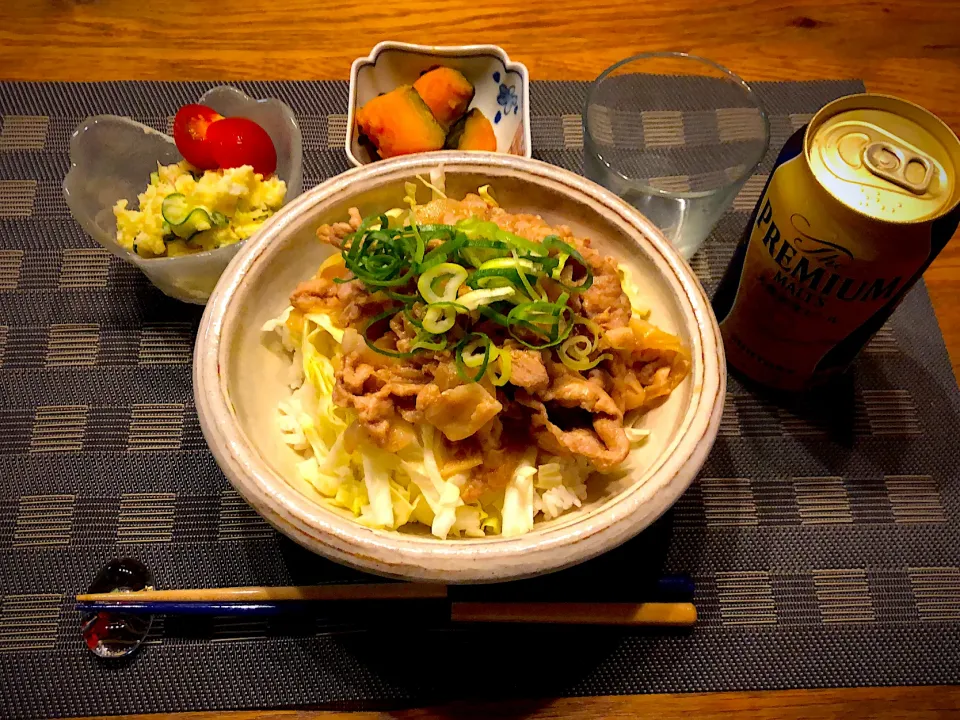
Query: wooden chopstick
450,601,697,626
75,599,697,626
75,583,448,603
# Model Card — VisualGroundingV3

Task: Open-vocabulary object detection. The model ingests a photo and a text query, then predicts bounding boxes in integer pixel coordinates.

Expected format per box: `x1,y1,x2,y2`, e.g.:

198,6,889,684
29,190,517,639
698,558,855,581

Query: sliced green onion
543,235,593,293
459,238,511,268
467,256,541,297
478,256,538,274
384,289,419,303
556,316,609,370
525,253,562,275
456,218,547,257
410,333,448,352
511,304,562,337
368,209,405,231
507,301,575,349
409,222,426,265
460,336,498,368
511,249,543,301
418,224,460,235
353,212,388,237
337,207,601,375
578,316,602,346
550,253,569,280
362,307,420,359
488,345,511,386
467,268,523,290
422,301,467,334
558,334,612,371
420,232,467,269
457,286,516,311
402,306,424,328
455,332,493,383
477,304,512,328
342,223,417,288
418,262,467,304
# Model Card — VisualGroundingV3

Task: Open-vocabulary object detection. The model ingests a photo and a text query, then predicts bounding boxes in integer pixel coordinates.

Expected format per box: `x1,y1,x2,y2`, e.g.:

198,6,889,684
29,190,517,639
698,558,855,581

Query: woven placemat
2,78,959,720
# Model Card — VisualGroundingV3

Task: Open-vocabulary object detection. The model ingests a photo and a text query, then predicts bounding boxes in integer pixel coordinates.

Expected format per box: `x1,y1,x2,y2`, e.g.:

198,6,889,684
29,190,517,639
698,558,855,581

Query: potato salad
113,161,286,258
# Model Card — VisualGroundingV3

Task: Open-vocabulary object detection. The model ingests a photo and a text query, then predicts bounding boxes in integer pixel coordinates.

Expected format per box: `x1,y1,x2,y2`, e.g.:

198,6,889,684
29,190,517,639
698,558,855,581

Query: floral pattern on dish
494,80,520,124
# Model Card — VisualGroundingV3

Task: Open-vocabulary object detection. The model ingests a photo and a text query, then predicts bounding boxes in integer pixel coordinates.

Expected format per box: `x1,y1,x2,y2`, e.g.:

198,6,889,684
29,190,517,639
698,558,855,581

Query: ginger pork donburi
262,172,690,539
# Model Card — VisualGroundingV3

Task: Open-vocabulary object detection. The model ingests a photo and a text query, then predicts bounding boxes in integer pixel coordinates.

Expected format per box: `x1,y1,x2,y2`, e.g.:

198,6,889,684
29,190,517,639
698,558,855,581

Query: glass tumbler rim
583,51,771,197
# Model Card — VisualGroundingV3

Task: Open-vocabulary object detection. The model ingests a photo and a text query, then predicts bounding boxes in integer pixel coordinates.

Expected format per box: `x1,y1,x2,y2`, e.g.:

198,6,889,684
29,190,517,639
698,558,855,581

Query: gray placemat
2,78,959,720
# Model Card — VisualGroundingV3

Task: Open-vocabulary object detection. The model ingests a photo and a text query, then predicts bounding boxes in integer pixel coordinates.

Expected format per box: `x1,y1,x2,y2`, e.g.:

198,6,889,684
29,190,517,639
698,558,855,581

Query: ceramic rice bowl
194,152,724,583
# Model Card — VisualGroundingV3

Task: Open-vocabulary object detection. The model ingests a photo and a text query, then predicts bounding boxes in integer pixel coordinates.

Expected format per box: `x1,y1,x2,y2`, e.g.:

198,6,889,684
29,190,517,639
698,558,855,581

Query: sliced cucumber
161,193,218,239
161,193,192,225
170,207,214,240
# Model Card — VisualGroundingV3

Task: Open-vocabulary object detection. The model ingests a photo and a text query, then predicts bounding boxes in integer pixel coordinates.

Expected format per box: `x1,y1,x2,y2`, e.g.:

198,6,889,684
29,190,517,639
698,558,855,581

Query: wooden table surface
4,1,960,718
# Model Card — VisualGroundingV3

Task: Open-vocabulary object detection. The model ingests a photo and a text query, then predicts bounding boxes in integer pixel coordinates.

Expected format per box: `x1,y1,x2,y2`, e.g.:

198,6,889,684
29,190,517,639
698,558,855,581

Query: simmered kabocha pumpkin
412,66,475,128
355,86,446,159
445,108,498,152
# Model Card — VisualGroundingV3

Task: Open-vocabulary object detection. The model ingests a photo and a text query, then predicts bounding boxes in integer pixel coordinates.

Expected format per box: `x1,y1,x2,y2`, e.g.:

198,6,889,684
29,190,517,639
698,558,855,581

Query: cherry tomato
173,104,224,170
207,117,278,176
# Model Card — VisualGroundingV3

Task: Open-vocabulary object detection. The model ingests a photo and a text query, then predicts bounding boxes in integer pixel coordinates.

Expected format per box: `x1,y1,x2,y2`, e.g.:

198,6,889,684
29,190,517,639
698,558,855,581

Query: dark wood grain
4,2,960,718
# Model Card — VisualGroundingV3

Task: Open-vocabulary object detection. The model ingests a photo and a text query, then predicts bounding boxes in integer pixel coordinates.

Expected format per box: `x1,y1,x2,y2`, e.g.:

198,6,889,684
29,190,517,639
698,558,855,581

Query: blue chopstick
77,601,311,616
655,574,696,598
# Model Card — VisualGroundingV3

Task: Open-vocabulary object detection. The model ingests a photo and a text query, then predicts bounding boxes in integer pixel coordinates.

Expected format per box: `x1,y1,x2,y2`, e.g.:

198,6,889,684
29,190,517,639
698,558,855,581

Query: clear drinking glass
584,52,769,259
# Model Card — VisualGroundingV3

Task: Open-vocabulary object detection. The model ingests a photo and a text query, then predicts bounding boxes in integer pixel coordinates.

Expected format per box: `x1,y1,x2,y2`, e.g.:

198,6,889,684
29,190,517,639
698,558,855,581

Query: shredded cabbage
261,306,297,350
408,426,465,538
333,479,368,515
360,452,394,528
617,264,651,320
501,451,537,537
451,504,487,538
426,168,446,198
276,398,309,451
535,461,564,490
262,306,304,387
304,312,344,343
478,184,498,207
403,181,419,211
263,299,645,537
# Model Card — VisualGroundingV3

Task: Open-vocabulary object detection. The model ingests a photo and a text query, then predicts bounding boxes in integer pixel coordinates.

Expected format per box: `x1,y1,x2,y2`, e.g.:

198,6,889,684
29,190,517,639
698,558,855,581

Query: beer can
712,93,960,391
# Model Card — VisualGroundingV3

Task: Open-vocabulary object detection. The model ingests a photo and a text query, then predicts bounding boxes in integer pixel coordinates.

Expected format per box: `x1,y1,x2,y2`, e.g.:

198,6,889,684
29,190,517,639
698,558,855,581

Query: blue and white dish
347,42,532,167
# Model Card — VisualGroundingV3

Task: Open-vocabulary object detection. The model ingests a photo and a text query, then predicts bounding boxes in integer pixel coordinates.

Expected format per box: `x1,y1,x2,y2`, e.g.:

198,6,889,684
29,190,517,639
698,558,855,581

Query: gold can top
805,93,960,224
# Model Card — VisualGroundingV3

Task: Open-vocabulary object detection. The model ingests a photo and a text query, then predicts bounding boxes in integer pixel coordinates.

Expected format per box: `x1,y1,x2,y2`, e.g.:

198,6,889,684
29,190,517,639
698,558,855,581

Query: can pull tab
863,141,934,195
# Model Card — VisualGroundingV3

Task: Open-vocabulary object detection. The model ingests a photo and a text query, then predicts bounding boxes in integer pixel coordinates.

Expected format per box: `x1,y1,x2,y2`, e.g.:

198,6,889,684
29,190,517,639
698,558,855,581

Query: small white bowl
347,42,532,167
195,153,724,583
63,86,304,305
